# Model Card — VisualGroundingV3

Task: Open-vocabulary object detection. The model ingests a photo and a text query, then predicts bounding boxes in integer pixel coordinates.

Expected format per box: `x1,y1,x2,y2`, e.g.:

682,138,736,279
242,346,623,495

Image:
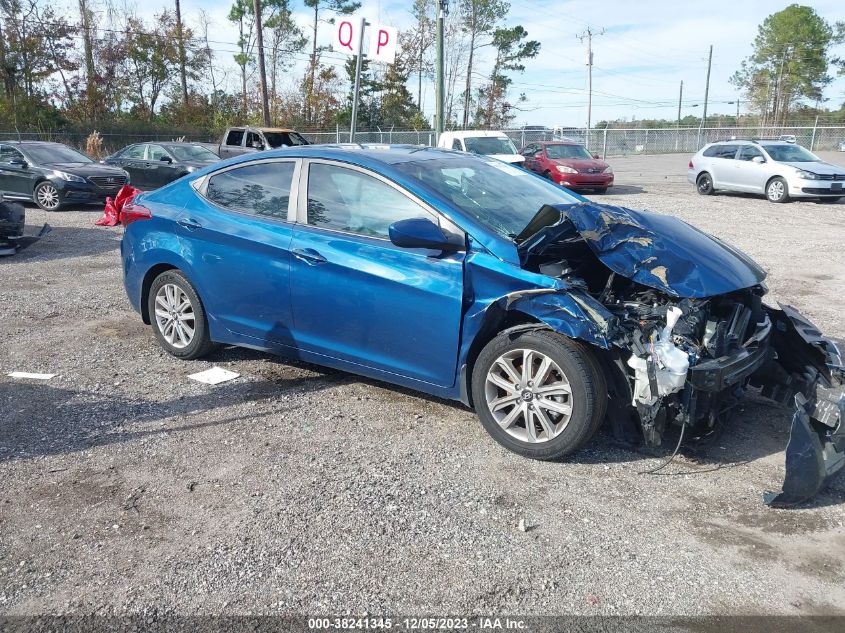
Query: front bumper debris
754,305,845,507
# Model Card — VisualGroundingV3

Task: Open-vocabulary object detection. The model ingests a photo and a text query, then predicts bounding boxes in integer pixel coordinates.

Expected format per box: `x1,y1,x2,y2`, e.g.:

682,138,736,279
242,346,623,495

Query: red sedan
520,141,614,193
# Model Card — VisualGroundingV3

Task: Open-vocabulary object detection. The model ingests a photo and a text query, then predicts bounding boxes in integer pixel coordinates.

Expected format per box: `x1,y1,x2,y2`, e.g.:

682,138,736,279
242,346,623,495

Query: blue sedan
120,145,843,504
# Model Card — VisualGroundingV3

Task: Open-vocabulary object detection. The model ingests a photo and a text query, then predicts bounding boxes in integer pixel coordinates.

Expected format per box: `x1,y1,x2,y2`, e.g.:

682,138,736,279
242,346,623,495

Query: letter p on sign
368,24,398,64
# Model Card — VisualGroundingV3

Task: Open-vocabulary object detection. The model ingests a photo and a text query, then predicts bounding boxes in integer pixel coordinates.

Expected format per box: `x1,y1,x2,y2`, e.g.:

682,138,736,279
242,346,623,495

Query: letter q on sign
334,19,360,55
368,24,398,64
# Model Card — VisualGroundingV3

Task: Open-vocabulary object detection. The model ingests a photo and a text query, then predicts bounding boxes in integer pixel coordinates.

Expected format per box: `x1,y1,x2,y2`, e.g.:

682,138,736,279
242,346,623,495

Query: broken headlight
795,169,819,180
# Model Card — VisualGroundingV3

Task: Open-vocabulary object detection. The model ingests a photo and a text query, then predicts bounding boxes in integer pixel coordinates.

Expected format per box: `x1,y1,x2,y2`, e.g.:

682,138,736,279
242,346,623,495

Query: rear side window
120,145,146,159
205,161,295,220
306,163,436,238
225,129,244,146
703,144,739,159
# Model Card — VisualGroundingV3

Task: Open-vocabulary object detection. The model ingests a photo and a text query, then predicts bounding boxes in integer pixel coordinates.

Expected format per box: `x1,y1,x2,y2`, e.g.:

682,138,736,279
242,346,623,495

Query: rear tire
696,172,714,195
766,177,789,203
147,270,216,360
471,329,607,461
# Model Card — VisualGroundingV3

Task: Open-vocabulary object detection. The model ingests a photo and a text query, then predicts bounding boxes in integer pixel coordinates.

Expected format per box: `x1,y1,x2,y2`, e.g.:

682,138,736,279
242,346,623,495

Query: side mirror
388,217,463,252
159,155,173,163
9,158,27,168
592,153,600,159
752,156,765,164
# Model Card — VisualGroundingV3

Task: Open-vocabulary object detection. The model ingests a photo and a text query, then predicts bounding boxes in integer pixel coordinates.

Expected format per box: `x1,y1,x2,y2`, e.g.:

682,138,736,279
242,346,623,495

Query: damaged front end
515,202,845,506
0,196,50,256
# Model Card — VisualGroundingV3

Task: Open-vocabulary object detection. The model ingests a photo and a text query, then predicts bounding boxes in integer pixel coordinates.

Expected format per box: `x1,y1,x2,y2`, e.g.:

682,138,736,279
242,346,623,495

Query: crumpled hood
517,202,766,298
780,161,845,176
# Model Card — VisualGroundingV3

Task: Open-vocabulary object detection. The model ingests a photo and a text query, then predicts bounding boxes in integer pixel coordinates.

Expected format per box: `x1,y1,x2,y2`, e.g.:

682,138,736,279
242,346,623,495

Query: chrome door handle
177,217,202,230
291,248,327,265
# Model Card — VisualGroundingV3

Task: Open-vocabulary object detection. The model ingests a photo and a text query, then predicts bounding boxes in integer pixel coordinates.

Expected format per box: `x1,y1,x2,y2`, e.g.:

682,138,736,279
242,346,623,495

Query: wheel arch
140,263,179,324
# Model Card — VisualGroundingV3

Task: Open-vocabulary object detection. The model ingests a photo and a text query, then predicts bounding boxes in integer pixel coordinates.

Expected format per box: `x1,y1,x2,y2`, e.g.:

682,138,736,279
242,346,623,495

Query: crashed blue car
119,145,844,506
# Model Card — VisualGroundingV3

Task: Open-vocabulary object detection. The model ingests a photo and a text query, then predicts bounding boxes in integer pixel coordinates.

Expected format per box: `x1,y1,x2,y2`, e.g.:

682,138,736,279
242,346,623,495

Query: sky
131,0,845,127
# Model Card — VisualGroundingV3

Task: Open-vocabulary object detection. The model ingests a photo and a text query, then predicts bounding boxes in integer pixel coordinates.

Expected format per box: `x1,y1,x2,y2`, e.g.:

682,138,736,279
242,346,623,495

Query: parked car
778,134,797,144
520,141,613,193
119,145,843,507
688,139,845,203
838,139,845,152
103,142,219,190
437,130,525,165
0,141,129,211
212,126,310,160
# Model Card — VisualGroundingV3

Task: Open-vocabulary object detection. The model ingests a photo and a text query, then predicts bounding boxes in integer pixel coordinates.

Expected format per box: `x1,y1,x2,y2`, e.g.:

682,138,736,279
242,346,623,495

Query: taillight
688,160,694,169
120,203,152,226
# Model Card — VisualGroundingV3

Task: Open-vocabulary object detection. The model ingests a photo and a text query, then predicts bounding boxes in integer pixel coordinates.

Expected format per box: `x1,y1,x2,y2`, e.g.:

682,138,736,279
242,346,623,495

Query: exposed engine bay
515,202,845,507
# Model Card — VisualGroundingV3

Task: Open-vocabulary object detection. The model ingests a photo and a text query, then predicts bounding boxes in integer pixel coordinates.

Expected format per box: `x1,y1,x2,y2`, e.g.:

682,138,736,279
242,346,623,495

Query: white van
437,131,525,165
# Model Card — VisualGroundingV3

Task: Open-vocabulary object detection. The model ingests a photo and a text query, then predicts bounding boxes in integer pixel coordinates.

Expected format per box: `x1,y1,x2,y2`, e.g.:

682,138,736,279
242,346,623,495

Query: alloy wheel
768,180,785,201
484,348,573,443
153,283,196,349
36,184,60,210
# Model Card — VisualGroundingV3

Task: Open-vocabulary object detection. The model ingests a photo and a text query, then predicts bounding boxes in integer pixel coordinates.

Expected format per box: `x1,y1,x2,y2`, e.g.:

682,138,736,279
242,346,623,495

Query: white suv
687,140,844,203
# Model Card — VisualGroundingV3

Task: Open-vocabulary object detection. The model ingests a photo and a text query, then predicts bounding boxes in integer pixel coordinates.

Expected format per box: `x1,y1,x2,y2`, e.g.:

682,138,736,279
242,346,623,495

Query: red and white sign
334,18,361,55
368,24,398,64
333,18,397,64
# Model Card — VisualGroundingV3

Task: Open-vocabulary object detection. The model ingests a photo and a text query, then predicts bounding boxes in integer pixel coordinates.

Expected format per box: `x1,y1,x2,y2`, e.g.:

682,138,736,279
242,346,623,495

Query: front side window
205,161,295,220
306,163,436,238
147,145,170,161
451,139,463,151
246,132,264,149
0,145,24,163
738,146,764,161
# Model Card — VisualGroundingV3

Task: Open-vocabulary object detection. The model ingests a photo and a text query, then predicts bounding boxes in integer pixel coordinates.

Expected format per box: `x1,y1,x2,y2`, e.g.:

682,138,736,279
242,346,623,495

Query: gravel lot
1,152,844,618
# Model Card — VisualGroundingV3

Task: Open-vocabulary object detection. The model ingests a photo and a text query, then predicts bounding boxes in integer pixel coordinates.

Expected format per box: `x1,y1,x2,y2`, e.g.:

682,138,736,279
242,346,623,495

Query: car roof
0,140,65,147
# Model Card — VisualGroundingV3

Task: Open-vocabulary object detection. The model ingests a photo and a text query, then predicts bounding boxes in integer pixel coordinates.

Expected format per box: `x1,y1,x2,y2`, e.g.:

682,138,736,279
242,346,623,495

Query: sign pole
435,1,445,142
349,18,368,143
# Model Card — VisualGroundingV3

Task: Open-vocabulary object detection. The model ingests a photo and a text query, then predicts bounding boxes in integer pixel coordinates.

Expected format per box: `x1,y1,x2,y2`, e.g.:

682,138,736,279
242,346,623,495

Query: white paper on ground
8,372,56,380
187,367,240,385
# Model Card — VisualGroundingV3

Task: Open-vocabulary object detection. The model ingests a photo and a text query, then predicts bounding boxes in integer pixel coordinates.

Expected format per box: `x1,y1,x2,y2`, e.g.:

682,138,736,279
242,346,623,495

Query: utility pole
175,0,189,106
577,27,604,147
702,45,712,130
676,80,683,128
253,0,271,126
435,0,446,141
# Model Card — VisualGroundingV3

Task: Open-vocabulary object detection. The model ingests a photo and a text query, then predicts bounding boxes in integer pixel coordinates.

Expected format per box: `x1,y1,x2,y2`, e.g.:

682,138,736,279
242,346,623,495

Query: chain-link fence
2,125,844,157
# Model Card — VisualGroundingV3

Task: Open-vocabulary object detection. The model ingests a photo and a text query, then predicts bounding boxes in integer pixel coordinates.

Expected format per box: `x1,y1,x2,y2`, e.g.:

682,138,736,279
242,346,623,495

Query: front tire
147,270,216,360
594,187,608,194
34,181,62,211
471,329,607,461
696,172,714,195
766,177,789,203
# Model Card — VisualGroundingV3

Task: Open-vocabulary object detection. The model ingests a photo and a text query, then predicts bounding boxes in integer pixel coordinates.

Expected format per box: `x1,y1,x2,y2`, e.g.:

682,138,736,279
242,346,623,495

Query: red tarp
95,185,142,226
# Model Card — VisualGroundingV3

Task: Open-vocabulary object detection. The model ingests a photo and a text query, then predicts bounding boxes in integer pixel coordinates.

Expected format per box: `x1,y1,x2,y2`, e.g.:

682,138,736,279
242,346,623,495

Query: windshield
264,132,309,148
24,145,92,165
545,144,593,160
168,144,218,162
394,155,579,238
764,144,819,163
463,136,518,156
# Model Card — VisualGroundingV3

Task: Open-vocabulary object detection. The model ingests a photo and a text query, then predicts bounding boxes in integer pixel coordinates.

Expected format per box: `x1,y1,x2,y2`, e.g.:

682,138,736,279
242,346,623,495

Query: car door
707,144,739,187
118,144,149,188
289,160,466,387
0,145,36,197
732,145,767,193
187,159,299,344
146,145,181,188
